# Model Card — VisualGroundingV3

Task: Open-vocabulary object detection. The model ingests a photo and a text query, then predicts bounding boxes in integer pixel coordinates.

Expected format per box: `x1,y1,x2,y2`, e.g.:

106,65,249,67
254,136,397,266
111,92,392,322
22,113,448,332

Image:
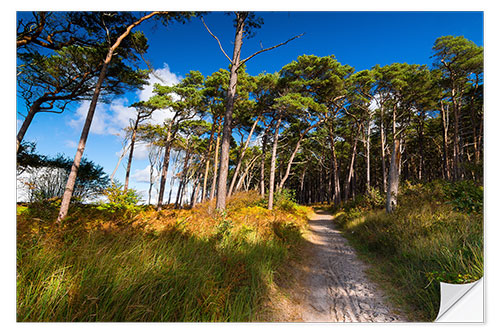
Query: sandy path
299,210,405,322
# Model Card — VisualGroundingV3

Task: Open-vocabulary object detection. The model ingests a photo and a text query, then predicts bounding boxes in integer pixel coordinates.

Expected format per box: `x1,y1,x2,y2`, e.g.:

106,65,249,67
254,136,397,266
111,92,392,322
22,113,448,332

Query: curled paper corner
434,277,484,322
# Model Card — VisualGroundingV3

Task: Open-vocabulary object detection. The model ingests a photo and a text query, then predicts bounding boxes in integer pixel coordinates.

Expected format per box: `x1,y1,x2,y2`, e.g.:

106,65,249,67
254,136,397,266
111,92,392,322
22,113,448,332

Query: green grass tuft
332,181,483,321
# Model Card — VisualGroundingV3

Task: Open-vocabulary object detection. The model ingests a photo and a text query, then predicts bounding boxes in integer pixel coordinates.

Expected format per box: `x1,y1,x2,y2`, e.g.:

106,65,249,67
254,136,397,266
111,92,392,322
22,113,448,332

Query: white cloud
132,165,153,183
67,64,181,160
138,63,182,102
64,140,78,148
131,141,150,160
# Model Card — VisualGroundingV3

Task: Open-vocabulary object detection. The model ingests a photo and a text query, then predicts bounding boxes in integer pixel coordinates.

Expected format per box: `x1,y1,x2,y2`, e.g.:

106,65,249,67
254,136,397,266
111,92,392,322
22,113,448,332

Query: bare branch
239,33,304,67
200,16,232,63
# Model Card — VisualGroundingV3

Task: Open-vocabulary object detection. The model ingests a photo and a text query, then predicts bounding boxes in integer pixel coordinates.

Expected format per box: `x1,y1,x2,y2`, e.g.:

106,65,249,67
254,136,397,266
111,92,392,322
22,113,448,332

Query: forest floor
269,209,407,322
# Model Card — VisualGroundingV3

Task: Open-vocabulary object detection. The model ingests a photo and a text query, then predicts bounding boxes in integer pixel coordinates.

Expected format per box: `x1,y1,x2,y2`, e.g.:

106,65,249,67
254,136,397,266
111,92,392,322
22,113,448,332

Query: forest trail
279,210,406,322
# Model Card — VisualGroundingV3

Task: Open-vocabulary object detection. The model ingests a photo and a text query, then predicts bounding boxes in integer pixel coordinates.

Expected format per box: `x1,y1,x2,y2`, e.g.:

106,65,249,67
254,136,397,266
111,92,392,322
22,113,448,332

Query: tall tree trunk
380,107,387,192
365,117,372,192
344,124,360,202
299,167,306,204
57,12,160,223
216,12,246,211
267,116,282,210
327,123,341,205
175,146,191,209
191,173,202,208
210,124,222,201
123,114,140,192
228,116,260,197
157,125,173,210
440,101,450,180
386,138,401,213
259,127,270,198
201,117,217,202
451,86,463,180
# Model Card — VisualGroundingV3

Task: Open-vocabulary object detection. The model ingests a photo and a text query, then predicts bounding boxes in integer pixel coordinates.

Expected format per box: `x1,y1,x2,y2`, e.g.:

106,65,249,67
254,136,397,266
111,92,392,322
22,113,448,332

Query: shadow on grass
17,205,295,322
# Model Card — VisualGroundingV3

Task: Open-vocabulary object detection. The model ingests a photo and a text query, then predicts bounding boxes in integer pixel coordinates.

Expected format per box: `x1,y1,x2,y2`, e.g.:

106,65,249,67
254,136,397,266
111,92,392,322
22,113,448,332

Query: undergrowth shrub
273,189,297,212
334,181,483,321
97,183,142,214
444,180,483,214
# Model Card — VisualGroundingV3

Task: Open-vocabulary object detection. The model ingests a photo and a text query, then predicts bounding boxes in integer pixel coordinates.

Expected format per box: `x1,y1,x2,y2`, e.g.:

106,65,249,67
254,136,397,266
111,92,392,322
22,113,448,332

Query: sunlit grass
17,191,312,322
332,181,483,321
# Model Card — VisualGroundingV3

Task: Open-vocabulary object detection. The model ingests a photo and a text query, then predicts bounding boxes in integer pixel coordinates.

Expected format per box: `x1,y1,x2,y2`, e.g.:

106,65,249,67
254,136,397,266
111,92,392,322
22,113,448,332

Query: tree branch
200,16,232,63
239,33,304,67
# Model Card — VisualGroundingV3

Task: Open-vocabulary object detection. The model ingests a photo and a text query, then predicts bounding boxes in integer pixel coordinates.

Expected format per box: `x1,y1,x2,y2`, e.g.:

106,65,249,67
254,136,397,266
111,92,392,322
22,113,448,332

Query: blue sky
16,11,484,203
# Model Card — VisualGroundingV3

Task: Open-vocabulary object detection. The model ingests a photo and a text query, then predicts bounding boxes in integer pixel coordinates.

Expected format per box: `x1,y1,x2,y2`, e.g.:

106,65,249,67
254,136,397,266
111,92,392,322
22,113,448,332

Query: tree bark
216,12,246,211
386,138,401,213
175,145,191,209
16,100,42,153
235,155,259,193
228,116,260,197
57,11,160,223
365,117,372,192
278,121,320,190
344,124,360,202
327,123,341,205
267,116,282,210
201,117,217,202
123,114,141,192
191,173,202,208
259,126,270,198
157,125,173,210
380,107,387,192
440,101,450,180
210,123,222,201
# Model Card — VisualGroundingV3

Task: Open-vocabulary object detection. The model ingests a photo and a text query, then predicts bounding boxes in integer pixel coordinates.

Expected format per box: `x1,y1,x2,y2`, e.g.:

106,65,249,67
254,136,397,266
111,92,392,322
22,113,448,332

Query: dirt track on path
274,210,406,322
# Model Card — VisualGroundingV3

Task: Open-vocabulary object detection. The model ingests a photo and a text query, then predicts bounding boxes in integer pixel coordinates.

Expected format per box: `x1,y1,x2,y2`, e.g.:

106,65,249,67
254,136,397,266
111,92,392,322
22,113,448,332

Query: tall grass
332,181,483,321
17,191,312,322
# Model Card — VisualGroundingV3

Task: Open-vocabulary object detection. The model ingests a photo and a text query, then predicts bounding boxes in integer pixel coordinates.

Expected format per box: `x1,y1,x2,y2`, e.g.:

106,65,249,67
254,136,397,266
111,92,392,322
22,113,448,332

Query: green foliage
273,189,297,212
17,145,109,202
97,183,142,215
444,180,483,214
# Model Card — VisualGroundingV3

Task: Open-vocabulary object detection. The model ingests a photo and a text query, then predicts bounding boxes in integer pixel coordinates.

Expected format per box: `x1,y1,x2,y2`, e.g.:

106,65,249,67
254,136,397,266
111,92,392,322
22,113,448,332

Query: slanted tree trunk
123,113,141,192
268,116,282,210
278,122,321,190
57,11,160,223
17,99,42,153
235,155,259,193
228,116,260,197
110,142,130,183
